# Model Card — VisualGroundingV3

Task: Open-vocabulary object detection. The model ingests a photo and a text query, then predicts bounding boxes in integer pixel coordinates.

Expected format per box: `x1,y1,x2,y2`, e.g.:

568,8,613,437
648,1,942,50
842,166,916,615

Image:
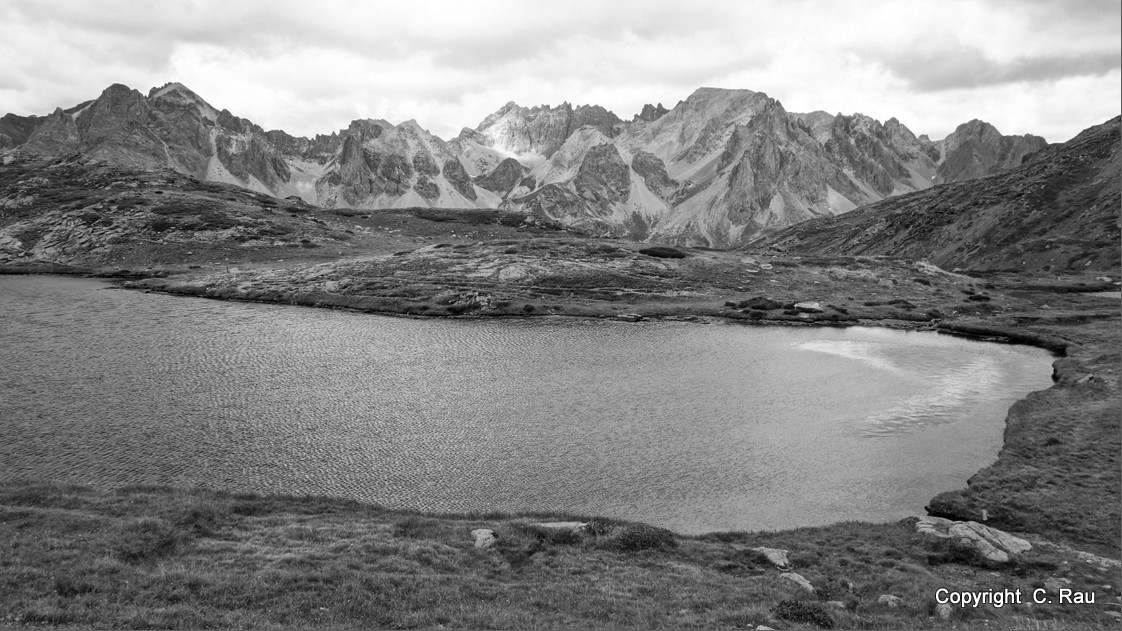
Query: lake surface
0,275,1054,533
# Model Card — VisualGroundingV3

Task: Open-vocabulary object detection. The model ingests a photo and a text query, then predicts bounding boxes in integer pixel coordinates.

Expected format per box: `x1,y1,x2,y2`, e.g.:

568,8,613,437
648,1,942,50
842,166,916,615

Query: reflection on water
0,275,1055,533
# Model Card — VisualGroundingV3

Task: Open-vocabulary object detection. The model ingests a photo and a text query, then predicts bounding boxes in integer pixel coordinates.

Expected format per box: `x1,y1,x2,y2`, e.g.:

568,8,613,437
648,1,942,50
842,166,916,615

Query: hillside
0,155,576,271
752,117,1121,272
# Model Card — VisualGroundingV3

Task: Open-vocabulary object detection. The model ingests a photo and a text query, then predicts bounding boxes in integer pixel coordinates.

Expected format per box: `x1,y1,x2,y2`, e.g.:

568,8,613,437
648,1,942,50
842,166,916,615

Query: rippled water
0,275,1055,533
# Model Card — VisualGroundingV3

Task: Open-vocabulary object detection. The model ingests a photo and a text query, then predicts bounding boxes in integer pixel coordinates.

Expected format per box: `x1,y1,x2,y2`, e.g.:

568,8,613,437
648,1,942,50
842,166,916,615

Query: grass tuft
774,599,836,629
113,517,186,563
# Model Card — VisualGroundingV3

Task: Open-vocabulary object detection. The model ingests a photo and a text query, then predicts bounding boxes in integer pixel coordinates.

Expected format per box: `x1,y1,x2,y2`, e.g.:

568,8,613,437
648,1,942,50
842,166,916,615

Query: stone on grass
793,301,824,313
915,515,1031,563
531,521,589,534
780,572,815,593
752,547,790,569
471,528,497,549
935,602,953,620
498,264,531,282
877,594,903,607
1044,577,1071,593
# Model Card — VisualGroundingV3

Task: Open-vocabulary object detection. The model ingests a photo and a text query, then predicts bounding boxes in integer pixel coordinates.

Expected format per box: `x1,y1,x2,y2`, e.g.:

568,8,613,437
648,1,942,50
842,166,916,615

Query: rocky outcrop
20,108,82,156
822,113,936,197
471,529,497,549
630,151,677,199
751,547,790,569
476,157,528,194
780,572,815,593
442,158,476,201
263,129,341,161
474,101,622,158
916,516,1032,564
573,143,630,208
633,102,669,123
215,134,290,190
0,113,41,150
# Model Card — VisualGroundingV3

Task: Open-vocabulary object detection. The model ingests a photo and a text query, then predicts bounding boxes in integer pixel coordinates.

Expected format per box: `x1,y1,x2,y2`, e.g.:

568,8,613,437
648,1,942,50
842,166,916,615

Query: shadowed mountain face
751,117,1121,273
2,82,1055,246
936,119,1048,184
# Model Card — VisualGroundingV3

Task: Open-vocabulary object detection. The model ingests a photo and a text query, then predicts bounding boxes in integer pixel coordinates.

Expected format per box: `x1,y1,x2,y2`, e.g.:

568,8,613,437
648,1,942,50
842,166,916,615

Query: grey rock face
264,129,341,161
412,151,439,176
442,158,476,201
633,102,669,122
21,108,82,156
0,113,42,150
216,135,291,189
630,151,677,199
477,157,528,194
413,174,439,200
573,143,630,208
475,101,622,158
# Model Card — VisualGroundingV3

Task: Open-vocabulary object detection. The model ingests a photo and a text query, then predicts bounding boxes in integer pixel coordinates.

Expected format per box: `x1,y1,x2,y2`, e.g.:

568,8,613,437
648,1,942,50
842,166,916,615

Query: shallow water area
1,275,1055,533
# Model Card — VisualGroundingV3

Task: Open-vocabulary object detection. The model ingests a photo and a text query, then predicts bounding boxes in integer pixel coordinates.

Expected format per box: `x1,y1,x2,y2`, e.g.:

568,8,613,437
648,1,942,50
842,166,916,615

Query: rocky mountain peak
633,103,669,123
937,119,1048,184
147,82,219,122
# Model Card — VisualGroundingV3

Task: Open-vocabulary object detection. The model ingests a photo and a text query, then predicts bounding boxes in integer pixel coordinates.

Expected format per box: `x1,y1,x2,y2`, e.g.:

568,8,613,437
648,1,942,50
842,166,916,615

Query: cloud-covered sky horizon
1,0,1118,143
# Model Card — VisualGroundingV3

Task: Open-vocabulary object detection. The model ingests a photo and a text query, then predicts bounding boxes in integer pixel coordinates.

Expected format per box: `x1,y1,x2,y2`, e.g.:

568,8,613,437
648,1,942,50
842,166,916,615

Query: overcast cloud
0,0,1118,143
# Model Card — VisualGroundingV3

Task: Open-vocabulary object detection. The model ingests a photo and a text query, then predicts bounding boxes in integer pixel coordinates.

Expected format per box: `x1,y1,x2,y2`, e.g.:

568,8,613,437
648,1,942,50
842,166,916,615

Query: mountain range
1,82,1049,246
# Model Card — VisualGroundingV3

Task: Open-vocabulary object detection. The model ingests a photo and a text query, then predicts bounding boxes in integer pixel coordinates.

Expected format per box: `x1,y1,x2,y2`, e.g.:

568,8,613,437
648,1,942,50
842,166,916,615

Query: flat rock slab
780,572,815,593
530,521,589,534
916,516,1031,563
878,594,903,607
752,546,790,569
471,528,497,549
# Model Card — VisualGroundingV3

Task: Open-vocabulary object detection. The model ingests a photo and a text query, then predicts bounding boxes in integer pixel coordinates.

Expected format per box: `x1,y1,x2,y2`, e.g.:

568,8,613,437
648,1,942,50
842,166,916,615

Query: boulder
877,594,903,608
780,572,815,593
742,296,784,310
915,516,1031,563
471,528,497,549
752,546,790,569
1044,577,1071,593
793,301,824,313
498,264,532,282
935,603,953,620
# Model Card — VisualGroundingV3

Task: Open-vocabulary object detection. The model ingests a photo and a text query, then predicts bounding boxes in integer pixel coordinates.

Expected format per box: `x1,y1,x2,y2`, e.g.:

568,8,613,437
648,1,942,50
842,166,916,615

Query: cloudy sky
1,0,1118,143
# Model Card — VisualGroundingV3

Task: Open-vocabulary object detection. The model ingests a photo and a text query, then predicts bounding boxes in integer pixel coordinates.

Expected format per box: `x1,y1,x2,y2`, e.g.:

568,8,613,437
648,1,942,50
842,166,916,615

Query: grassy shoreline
2,481,1119,629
